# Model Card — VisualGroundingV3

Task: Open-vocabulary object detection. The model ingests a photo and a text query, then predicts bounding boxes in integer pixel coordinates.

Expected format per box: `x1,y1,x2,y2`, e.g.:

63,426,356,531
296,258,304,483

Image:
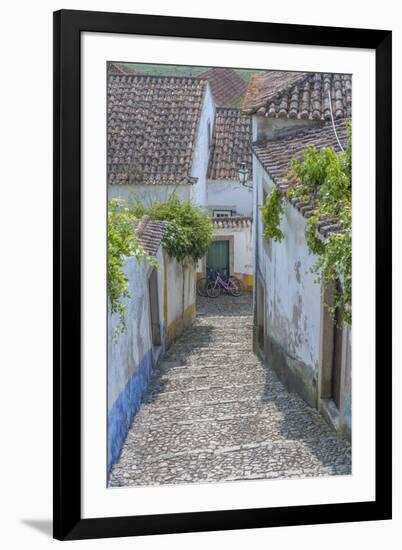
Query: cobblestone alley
109,294,351,487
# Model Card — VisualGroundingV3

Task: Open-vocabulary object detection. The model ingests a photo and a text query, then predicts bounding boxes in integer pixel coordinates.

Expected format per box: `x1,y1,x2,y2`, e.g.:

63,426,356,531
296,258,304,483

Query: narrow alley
109,294,351,487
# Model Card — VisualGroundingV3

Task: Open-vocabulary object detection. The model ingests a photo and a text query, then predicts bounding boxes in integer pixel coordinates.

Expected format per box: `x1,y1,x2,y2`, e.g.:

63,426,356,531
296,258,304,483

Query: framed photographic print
53,9,392,541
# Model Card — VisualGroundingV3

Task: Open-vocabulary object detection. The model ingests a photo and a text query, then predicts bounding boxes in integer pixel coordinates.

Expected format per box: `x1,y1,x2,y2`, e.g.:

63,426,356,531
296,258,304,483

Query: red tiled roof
107,62,136,75
243,71,352,120
208,108,253,181
108,74,207,185
198,67,248,108
134,216,167,256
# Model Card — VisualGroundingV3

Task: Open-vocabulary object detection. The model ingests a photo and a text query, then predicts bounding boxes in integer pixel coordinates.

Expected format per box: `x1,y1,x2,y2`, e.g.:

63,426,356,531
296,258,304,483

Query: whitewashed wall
107,248,164,469
190,83,216,208
108,183,192,206
108,249,196,470
255,159,322,374
207,179,253,216
164,254,196,349
252,115,352,437
212,226,253,276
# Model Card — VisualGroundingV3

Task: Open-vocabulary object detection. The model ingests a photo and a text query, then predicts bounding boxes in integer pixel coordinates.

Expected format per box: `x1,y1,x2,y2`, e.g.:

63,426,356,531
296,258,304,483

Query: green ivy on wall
108,200,156,336
261,188,284,242
128,193,213,262
261,122,352,325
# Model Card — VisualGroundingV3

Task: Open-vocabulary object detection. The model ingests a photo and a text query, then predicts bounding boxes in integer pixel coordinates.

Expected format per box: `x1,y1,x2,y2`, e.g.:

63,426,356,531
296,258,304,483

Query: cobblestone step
118,412,351,463
109,295,351,487
110,436,350,487
133,393,314,424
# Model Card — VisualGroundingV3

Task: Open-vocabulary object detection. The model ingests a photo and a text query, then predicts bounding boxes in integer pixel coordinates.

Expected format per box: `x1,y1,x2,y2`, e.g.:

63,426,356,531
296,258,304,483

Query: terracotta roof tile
198,68,248,108
108,74,207,185
107,62,136,75
243,71,352,120
208,108,253,180
134,215,167,256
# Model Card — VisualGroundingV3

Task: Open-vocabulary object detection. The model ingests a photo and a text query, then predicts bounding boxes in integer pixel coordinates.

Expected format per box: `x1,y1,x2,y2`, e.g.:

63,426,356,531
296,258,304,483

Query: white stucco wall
108,248,165,412
207,179,253,216
108,183,192,206
212,226,253,276
165,255,196,327
254,157,322,372
190,83,216,208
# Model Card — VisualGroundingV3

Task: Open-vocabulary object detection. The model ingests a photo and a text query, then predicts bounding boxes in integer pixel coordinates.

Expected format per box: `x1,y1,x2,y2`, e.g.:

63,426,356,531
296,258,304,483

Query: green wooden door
206,240,229,277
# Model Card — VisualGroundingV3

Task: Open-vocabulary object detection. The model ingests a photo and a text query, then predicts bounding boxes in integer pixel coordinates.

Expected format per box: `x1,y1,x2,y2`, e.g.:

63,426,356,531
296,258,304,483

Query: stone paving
109,294,351,487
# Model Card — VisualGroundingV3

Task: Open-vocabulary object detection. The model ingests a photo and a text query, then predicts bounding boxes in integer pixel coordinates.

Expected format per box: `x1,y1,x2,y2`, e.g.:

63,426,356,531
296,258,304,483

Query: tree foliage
108,200,155,336
128,193,213,262
289,122,352,325
260,122,352,325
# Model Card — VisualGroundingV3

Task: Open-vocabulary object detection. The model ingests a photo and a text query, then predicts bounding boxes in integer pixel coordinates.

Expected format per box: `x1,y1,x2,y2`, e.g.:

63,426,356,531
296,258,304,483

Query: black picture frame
53,9,392,541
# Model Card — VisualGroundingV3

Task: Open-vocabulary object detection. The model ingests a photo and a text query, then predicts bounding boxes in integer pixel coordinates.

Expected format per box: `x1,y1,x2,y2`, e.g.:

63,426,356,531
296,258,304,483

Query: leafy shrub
289,122,352,325
108,200,155,336
128,193,213,262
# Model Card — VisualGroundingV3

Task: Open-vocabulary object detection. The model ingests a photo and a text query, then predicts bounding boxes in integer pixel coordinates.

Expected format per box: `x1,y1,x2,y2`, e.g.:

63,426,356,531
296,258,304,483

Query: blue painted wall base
108,349,153,472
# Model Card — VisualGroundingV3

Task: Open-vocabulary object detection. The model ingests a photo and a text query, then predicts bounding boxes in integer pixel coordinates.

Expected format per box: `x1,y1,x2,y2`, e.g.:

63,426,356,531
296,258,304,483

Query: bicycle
196,269,221,297
206,272,243,298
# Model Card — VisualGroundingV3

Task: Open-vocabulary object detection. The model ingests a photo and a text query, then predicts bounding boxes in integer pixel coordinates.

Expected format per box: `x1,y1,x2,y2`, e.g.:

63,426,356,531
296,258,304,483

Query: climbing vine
128,193,213,262
108,200,155,336
290,122,352,325
261,122,352,325
261,188,284,242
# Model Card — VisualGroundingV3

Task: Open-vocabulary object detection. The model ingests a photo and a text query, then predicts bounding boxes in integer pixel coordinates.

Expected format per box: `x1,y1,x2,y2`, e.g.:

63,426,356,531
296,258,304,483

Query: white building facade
244,71,352,439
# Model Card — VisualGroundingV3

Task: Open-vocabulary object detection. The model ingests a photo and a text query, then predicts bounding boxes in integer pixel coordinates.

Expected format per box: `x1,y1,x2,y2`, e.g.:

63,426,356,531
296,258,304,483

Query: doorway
148,269,161,347
320,281,344,411
206,240,230,277
256,277,265,354
331,293,343,409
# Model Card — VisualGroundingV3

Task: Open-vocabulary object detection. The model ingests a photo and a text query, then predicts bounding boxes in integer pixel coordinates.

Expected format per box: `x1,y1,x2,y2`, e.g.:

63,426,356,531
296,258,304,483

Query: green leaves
261,188,284,242
287,121,352,325
128,193,213,262
108,200,155,337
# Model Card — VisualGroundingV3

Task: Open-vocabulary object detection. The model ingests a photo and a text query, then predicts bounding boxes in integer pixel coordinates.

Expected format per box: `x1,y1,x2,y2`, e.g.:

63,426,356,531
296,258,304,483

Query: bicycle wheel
206,281,220,298
229,276,245,294
228,278,243,297
196,277,208,297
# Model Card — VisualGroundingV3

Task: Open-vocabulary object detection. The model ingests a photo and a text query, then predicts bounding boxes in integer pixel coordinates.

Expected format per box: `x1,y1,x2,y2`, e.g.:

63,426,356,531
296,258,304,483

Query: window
213,209,232,217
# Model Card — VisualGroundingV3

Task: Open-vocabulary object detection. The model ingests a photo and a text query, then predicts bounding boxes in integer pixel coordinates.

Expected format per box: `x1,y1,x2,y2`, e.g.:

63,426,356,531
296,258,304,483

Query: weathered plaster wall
207,180,253,216
108,250,196,470
253,139,352,438
107,248,165,469
164,254,196,346
254,157,322,407
108,183,192,206
190,83,216,208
